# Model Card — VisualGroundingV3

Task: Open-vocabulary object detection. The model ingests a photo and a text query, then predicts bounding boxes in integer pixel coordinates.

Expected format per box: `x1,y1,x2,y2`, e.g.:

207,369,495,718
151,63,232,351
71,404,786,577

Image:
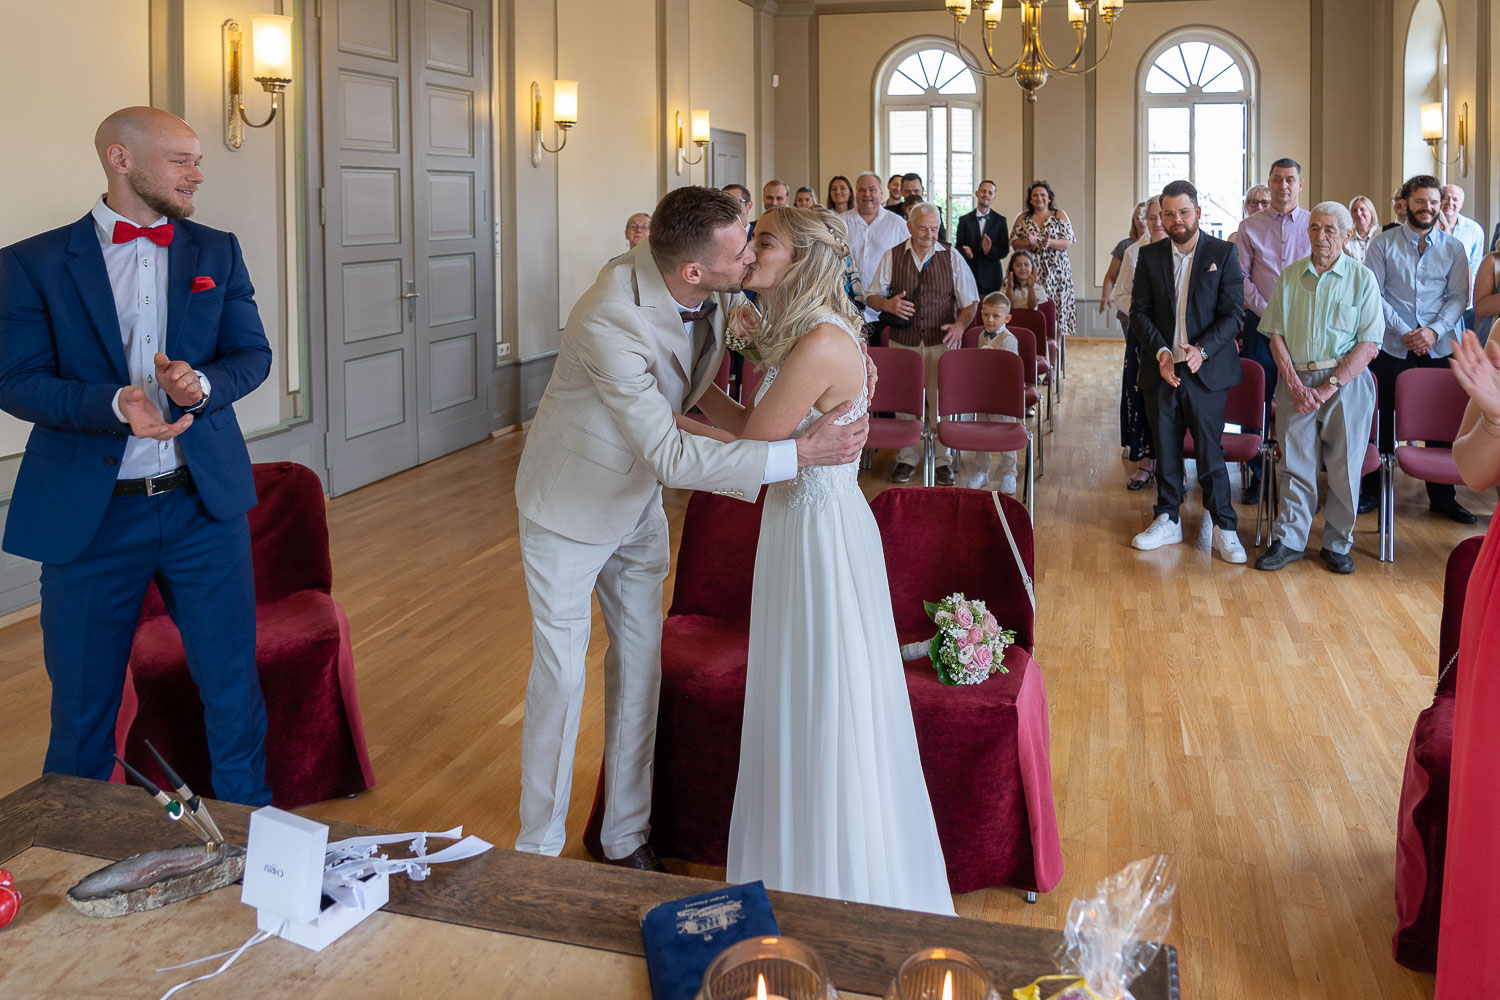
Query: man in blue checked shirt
1360,174,1475,523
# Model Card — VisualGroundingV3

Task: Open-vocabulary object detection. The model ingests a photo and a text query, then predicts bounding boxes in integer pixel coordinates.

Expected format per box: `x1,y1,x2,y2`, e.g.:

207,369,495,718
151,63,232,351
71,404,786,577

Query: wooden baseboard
0,602,39,630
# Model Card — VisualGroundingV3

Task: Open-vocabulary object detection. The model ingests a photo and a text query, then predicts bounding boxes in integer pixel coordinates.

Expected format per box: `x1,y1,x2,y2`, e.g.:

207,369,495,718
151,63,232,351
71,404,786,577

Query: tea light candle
885,947,998,1000
702,936,831,1000
751,972,791,1000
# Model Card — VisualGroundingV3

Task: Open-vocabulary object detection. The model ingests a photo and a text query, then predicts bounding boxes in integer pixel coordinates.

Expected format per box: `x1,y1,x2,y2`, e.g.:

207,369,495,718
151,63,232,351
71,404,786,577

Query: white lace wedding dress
725,316,956,916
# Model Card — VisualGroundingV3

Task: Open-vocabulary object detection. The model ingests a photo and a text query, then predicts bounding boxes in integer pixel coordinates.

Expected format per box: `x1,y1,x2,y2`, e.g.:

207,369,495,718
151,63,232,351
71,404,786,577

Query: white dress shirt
91,196,209,480
1159,240,1196,363
869,240,980,310
673,297,796,484
1447,214,1486,306
841,208,912,321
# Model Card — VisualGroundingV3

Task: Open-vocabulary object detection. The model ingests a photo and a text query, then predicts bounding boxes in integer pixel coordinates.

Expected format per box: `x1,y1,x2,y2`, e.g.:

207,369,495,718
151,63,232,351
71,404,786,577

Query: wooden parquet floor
0,339,1482,998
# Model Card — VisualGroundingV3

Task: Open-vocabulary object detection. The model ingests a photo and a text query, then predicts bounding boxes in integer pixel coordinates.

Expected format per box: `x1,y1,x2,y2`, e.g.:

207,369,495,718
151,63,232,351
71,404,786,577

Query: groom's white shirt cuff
763,440,798,484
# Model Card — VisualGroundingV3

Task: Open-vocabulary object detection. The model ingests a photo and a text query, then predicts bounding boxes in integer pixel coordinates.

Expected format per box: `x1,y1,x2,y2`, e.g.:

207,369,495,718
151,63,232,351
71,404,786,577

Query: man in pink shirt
1236,158,1311,504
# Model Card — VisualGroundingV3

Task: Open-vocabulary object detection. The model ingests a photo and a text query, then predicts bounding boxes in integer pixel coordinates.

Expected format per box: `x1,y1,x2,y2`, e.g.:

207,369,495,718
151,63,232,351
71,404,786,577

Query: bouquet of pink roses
724,301,763,362
906,593,1014,686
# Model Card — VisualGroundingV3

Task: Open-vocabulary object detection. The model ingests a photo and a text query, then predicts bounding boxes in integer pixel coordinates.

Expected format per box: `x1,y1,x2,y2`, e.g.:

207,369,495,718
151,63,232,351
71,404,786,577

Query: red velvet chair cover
1393,536,1483,971
114,462,376,809
1394,368,1467,487
583,487,1063,896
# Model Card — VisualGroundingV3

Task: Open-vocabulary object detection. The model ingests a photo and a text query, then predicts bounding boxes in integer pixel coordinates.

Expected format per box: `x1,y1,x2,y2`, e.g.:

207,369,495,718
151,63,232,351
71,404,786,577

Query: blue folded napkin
641,881,780,1000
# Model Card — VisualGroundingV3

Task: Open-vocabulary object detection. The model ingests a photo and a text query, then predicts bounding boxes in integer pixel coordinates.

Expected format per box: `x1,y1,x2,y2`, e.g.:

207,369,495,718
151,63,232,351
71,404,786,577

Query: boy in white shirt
960,291,1022,494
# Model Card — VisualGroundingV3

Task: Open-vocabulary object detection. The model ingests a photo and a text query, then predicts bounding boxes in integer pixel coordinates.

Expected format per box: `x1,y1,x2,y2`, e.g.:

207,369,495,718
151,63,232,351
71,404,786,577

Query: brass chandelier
946,0,1124,102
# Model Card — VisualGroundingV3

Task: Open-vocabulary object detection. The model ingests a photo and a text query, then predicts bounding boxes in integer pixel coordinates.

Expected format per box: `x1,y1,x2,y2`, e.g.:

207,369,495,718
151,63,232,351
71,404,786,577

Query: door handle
403,280,421,323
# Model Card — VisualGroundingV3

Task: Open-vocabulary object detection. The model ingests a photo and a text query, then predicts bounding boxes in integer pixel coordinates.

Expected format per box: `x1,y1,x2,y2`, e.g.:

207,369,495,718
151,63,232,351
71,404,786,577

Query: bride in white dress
677,207,955,916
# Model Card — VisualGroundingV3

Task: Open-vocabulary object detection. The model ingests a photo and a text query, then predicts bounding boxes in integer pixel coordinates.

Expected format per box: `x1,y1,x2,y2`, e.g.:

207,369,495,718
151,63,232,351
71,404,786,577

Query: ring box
240,806,388,952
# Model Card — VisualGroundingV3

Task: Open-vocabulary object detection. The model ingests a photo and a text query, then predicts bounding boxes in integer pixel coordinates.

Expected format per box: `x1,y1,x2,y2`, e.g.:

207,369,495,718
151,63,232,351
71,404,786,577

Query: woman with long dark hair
825,175,853,214
1009,180,1077,339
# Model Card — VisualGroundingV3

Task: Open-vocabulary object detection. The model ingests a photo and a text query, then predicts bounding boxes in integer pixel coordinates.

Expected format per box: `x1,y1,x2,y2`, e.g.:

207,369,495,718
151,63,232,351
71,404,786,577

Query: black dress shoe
1430,499,1478,524
890,462,917,483
1319,547,1355,574
934,465,956,486
604,844,667,872
1357,492,1378,515
1254,540,1305,571
1126,470,1155,491
1239,481,1262,506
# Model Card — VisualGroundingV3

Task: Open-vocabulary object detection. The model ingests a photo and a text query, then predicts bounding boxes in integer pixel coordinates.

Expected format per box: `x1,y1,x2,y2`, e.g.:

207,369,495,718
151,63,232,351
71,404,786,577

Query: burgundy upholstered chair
582,487,1064,898
1181,358,1266,536
935,349,1032,507
114,462,376,808
1391,368,1470,561
864,345,926,460
1392,535,1482,971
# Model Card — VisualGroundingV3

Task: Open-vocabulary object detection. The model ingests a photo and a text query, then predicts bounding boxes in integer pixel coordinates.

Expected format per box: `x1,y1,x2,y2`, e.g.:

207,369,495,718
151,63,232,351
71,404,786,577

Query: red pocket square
191,276,216,293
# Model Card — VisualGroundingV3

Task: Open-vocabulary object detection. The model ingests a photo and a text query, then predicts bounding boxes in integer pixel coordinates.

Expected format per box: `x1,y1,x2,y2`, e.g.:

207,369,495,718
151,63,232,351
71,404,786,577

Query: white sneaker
1000,474,1017,495
1132,513,1182,550
1212,525,1247,564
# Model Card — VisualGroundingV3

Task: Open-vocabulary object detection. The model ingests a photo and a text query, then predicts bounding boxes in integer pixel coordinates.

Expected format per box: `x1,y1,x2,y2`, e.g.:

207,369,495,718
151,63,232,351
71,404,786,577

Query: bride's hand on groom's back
794,402,869,467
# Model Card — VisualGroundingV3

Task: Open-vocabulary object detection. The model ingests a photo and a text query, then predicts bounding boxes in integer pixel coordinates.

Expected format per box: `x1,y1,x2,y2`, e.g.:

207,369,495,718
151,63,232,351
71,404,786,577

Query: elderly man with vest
865,202,979,484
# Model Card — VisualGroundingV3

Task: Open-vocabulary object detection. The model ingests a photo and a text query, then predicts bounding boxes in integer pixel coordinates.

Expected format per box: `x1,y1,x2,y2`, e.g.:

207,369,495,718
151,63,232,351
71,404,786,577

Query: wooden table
0,776,1178,997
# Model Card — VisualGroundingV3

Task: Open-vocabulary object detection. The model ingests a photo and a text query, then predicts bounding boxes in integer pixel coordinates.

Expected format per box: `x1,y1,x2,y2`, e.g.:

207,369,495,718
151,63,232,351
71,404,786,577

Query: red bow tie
112,221,175,247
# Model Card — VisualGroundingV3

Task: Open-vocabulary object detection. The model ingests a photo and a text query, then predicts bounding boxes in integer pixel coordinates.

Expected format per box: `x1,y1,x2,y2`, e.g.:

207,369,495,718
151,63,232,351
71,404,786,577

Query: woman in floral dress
1009,180,1077,340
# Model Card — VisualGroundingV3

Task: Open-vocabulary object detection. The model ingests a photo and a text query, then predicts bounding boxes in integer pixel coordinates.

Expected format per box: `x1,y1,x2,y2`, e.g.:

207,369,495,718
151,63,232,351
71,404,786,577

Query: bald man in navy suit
0,107,272,804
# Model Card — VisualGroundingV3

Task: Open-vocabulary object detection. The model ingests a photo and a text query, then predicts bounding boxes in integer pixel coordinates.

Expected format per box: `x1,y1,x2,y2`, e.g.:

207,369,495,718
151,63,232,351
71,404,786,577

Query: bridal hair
649,186,744,271
753,207,865,370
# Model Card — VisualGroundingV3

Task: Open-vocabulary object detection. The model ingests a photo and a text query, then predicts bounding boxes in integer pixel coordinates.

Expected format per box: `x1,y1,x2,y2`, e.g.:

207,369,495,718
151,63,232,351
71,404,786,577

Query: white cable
156,923,283,999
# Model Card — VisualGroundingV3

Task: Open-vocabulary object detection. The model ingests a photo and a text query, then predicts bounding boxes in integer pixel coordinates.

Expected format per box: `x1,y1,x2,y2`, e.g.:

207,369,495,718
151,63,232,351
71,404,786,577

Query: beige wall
0,1,152,460
814,11,1024,224
691,0,758,195
556,0,659,320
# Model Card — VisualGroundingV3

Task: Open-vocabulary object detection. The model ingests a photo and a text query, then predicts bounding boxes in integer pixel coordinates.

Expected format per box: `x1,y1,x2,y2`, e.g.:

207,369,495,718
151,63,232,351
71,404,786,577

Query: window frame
1136,29,1258,239
873,37,984,233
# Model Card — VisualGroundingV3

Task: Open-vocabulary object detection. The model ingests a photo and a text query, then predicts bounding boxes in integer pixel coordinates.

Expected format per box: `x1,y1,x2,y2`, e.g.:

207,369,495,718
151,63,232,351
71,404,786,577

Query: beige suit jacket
515,244,769,545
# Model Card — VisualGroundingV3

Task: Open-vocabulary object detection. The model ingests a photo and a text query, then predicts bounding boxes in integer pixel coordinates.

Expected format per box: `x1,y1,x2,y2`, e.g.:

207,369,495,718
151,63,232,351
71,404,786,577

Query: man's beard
130,171,195,220
1409,210,1436,233
1169,224,1198,245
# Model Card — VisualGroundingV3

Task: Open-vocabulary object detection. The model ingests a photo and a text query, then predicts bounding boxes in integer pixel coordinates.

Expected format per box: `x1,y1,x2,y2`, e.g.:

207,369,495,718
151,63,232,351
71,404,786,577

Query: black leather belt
114,468,192,497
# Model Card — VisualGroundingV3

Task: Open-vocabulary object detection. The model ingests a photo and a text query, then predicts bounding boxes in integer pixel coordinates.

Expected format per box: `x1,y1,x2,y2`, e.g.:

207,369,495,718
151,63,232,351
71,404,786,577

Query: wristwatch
1328,374,1342,389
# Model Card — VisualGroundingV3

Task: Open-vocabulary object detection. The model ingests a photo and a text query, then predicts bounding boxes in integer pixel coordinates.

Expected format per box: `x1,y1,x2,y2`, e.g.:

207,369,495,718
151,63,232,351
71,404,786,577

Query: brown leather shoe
890,462,917,483
934,465,956,486
604,844,667,872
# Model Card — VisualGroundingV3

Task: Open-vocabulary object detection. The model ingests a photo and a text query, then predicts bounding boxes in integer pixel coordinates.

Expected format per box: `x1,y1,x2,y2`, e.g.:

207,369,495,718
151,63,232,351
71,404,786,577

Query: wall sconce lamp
223,15,293,150
1421,100,1468,177
675,109,710,175
531,80,578,167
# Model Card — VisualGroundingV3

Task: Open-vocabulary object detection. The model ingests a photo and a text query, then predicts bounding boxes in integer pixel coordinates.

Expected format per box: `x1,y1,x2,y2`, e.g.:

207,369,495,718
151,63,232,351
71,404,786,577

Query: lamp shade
690,109,711,144
1420,102,1443,141
553,80,579,126
1099,0,1123,14
946,0,971,19
1067,0,1086,24
983,0,1002,25
250,15,294,81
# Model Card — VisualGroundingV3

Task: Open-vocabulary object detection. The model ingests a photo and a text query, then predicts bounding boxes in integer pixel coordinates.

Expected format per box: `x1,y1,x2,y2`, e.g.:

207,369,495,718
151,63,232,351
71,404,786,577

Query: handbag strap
991,491,1035,613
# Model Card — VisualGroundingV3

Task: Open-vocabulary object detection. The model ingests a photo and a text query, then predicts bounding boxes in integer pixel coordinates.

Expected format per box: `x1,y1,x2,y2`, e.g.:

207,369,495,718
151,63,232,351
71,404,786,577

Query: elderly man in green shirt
1255,202,1383,573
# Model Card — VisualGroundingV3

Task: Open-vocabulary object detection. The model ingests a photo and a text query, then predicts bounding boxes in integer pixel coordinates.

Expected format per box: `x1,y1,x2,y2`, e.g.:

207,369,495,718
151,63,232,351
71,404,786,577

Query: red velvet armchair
1392,535,1482,971
583,486,1062,897
114,462,376,809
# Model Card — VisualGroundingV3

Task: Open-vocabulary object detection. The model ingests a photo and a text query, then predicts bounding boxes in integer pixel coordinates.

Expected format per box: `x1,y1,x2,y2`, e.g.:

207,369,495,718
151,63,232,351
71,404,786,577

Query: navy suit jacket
0,214,272,564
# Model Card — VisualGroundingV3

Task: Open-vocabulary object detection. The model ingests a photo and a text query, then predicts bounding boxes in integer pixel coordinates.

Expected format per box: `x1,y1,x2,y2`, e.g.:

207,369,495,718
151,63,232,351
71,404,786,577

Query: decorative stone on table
66,844,245,919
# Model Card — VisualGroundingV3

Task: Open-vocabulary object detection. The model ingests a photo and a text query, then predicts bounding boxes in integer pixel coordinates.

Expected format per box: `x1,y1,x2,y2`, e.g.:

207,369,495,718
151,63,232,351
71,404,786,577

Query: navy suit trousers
39,483,270,805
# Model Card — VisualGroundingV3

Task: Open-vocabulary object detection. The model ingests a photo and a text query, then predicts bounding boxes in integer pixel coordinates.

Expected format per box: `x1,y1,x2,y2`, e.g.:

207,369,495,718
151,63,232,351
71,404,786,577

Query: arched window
1403,0,1447,182
1139,32,1255,240
876,41,982,229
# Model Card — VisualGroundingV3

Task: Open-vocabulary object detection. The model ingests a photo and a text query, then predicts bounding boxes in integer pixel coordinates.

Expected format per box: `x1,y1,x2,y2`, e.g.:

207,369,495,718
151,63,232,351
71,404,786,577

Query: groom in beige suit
514,187,868,869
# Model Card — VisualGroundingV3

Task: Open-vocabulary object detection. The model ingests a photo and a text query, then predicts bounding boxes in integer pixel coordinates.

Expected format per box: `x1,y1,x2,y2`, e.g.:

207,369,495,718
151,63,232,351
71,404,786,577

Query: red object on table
112,463,376,809
1435,524,1500,996
0,870,19,928
582,487,1062,895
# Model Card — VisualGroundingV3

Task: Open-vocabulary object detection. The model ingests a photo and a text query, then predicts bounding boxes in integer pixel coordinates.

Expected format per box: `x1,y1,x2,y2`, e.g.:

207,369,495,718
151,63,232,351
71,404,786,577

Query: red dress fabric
1435,522,1500,997
1392,537,1479,971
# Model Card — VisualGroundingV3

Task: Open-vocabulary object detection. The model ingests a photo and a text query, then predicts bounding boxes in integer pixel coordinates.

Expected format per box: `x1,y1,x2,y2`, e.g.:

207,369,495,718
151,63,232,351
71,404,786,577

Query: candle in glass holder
883,947,999,1000
700,936,832,1000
